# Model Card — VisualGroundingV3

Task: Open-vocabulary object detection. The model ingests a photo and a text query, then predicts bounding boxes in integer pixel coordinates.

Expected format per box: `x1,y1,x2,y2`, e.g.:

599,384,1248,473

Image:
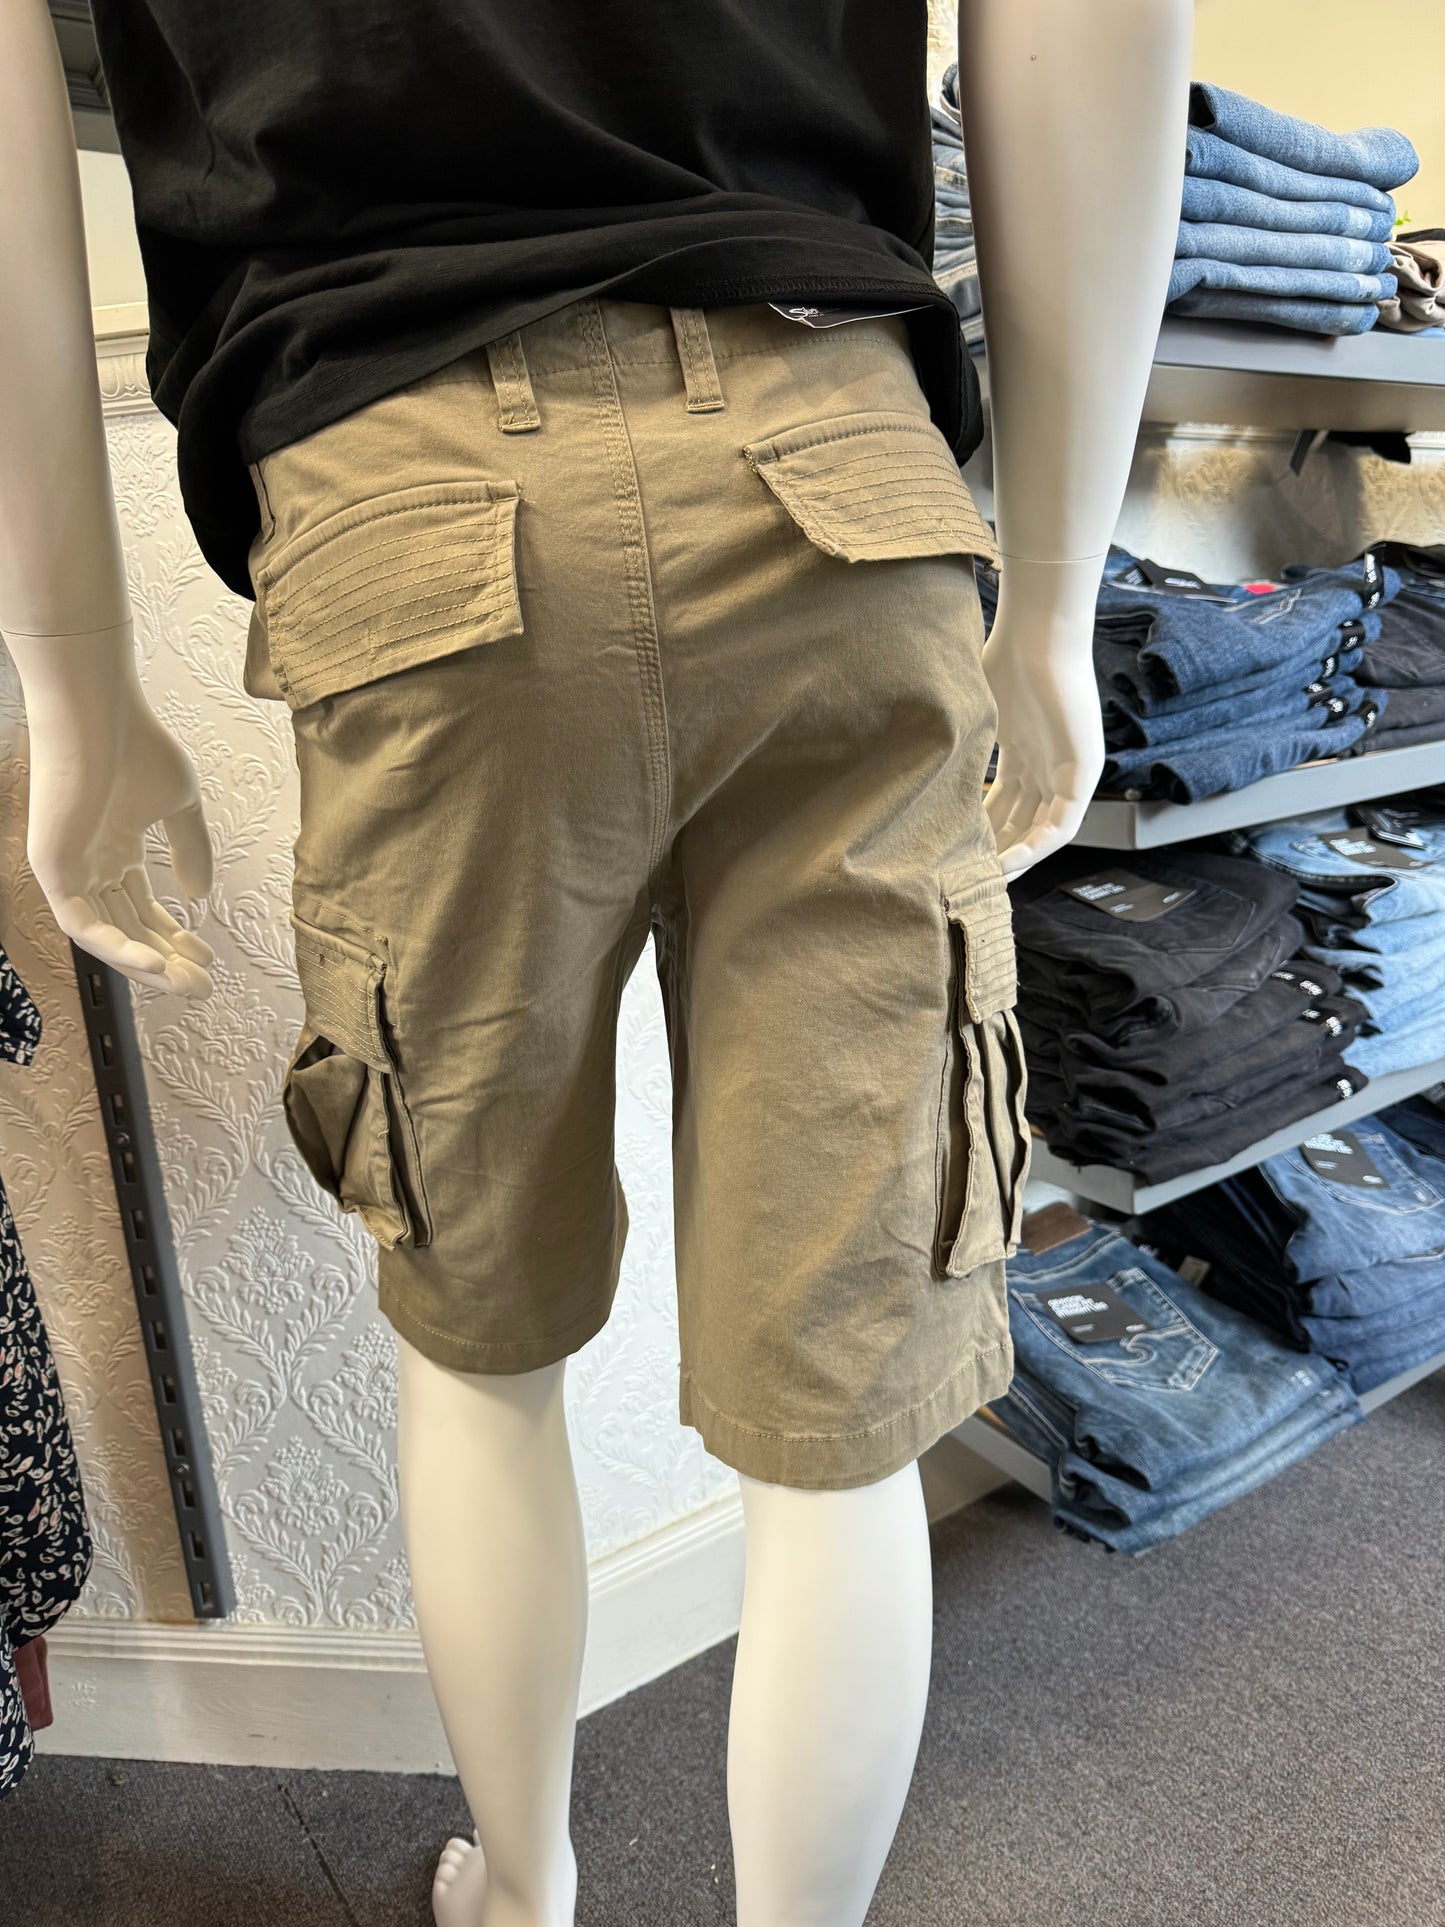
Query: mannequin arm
956,0,1193,872
0,0,213,995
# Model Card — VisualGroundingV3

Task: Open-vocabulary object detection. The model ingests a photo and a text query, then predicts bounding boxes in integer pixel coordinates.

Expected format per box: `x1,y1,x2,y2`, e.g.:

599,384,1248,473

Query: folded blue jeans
1180,174,1394,242
1102,698,1381,801
1245,807,1445,927
1167,289,1383,335
1094,557,1395,699
1184,125,1397,215
1102,657,1368,750
1176,222,1394,277
1168,256,1396,305
1189,83,1419,194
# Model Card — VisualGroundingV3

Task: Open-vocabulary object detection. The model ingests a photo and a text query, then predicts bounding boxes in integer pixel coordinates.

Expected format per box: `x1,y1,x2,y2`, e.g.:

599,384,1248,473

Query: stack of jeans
1011,845,1368,1181
1146,1097,1445,1395
1239,799,1445,1078
978,545,1394,802
991,1217,1361,1553
1357,545,1445,751
931,63,983,348
1094,549,1394,800
1169,83,1418,336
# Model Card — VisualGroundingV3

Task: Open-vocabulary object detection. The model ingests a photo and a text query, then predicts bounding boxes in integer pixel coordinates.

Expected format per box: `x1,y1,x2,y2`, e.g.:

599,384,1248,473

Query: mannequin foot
432,1831,578,1927
433,1833,486,1927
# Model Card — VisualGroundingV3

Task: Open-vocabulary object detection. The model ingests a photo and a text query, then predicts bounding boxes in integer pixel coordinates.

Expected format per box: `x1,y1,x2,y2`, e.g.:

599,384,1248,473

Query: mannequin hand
7,624,216,997
981,605,1104,878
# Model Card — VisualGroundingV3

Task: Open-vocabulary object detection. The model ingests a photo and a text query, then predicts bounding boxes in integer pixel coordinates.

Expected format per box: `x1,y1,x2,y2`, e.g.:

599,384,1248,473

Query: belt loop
486,331,541,432
669,306,725,413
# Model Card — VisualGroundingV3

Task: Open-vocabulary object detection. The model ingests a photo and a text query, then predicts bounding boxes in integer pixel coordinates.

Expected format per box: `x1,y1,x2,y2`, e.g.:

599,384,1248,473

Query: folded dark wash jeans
1360,544,1445,687
1094,616,1376,718
1383,1091,1445,1161
1355,682,1445,730
1093,556,1395,701
1188,83,1419,195
1179,173,1394,241
1184,124,1397,215
1101,697,1384,804
1365,718,1445,753
1029,1061,1365,1184
1101,651,1367,748
991,1223,1359,1551
1166,289,1383,335
1011,847,1301,1025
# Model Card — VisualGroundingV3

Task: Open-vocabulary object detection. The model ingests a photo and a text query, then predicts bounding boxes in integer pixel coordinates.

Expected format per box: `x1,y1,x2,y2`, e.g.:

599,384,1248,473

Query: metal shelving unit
958,319,1445,1525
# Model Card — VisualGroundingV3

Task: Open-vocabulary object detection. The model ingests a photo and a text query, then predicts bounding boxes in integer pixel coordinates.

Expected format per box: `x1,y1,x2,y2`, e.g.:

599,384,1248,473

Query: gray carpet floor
5,1372,1442,1927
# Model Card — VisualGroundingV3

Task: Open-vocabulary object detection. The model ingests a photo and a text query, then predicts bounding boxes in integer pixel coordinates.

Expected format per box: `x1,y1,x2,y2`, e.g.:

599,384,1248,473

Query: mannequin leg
727,1460,934,1927
396,1337,586,1927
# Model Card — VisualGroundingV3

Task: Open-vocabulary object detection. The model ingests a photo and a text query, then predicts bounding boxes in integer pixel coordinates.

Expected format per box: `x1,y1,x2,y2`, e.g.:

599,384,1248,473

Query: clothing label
1241,578,1284,594
1175,1254,1212,1287
1320,832,1433,871
1019,1203,1093,1255
1360,549,1384,610
767,301,927,329
1272,968,1327,998
1062,869,1197,922
1039,1281,1157,1344
1301,1129,1389,1187
1350,804,1427,849
1135,557,1214,595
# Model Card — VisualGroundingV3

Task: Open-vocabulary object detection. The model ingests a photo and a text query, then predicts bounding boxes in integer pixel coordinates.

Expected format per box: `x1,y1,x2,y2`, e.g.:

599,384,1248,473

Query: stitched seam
257,483,514,586
384,1292,610,1353
679,1341,1010,1445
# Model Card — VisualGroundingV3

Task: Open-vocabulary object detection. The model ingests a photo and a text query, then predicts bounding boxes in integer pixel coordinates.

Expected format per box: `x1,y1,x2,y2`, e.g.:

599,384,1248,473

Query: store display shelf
1076,739,1445,851
953,1344,1445,1500
1026,1053,1445,1214
973,317,1445,432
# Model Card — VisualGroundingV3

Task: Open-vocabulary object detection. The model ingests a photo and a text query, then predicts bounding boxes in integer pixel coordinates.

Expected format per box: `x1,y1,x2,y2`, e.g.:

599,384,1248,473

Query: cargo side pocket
935,873,1031,1278
254,479,523,709
283,913,431,1250
741,409,1000,566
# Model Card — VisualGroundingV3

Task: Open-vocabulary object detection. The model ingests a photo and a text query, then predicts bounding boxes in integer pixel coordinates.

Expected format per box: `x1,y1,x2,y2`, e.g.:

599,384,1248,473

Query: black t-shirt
89,2,982,600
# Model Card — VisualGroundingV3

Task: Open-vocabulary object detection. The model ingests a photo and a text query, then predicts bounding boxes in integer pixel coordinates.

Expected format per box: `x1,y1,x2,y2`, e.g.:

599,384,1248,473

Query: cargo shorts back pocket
741,409,1000,566
252,479,523,709
282,912,431,1250
935,873,1031,1278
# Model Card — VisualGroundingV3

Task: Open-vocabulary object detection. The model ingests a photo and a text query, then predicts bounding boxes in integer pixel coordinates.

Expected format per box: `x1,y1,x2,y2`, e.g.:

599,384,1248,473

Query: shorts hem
377,1283,617,1374
678,1337,1015,1490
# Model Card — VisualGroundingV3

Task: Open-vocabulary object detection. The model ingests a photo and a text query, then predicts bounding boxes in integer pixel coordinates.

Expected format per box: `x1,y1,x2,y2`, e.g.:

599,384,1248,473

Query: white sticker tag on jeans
767,302,928,329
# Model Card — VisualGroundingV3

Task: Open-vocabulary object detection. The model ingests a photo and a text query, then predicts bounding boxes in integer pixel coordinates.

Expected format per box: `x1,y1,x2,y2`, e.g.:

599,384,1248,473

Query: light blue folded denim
1190,82,1419,193
1185,125,1396,215
1245,807,1445,926
1180,174,1394,242
1176,222,1394,277
1346,1002,1445,1078
1168,257,1396,304
931,63,984,346
1167,289,1382,335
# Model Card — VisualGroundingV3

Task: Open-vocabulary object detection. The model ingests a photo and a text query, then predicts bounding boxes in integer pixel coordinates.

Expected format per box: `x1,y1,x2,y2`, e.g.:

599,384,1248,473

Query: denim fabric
1360,544,1445,687
1184,125,1397,215
1382,1091,1445,1161
1167,289,1383,335
1196,1257,1445,1394
1364,718,1445,752
931,64,983,346
1346,1003,1445,1079
1189,83,1419,194
1175,222,1394,277
1093,556,1396,699
1102,659,1368,751
1244,807,1445,926
1102,700,1383,803
1167,257,1395,305
1096,625,1373,717
991,1223,1359,1552
1180,174,1394,241
1357,683,1445,730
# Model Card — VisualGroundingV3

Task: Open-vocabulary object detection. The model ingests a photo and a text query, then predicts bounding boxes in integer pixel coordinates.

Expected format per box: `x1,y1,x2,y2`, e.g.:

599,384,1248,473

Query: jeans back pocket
1015,1268,1219,1392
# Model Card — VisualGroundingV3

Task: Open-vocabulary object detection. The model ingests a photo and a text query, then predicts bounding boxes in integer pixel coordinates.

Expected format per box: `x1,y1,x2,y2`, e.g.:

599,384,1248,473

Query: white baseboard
36,1439,1008,1775
37,1491,748,1774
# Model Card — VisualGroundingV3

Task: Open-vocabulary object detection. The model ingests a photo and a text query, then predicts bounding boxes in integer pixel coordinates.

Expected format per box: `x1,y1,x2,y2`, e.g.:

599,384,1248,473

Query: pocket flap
944,872,1018,1022
290,914,392,1071
256,479,523,708
742,410,1000,565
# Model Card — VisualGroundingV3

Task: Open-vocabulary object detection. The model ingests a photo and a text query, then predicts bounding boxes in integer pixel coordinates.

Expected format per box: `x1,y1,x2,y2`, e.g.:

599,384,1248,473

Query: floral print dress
0,940,92,1796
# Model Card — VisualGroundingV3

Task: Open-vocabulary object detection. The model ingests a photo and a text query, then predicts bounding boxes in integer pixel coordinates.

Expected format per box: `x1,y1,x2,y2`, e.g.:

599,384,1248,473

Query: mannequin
0,2,1192,1922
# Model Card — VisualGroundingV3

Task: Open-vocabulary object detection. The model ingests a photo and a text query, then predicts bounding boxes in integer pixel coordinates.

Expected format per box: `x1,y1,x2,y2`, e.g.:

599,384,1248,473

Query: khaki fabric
245,295,1027,1489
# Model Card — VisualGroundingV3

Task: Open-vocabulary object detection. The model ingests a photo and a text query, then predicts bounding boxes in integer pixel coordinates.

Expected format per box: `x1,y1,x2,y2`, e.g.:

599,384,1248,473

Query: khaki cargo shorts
244,294,1029,1488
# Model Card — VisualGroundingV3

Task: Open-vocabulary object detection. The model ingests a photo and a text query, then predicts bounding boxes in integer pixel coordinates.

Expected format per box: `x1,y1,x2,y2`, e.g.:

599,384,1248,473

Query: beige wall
78,149,146,309
1193,0,1445,221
